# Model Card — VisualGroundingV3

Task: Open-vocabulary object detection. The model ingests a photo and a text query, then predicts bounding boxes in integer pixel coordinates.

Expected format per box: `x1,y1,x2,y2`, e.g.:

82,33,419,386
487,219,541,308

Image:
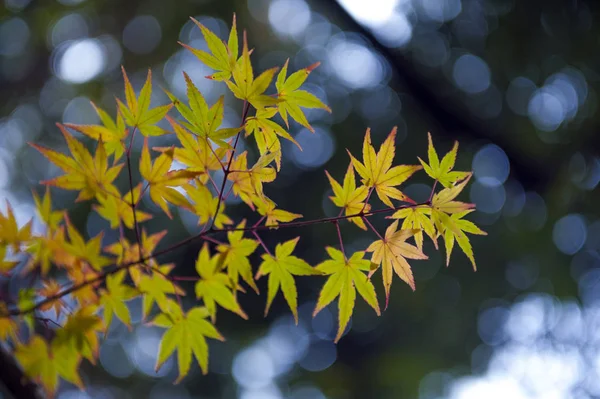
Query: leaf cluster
0,14,485,397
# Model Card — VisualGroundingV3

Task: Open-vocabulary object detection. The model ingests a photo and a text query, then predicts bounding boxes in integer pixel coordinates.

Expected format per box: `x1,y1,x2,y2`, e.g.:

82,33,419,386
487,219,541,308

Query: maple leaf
152,300,225,382
137,265,184,319
431,175,486,270
314,248,380,342
348,127,422,207
245,107,299,170
184,183,233,228
53,306,102,364
0,199,32,251
68,266,101,306
95,183,153,229
0,303,18,342
139,138,198,218
117,68,172,136
275,59,331,132
0,246,18,275
366,220,428,307
32,187,63,230
255,237,321,323
216,220,260,294
390,205,437,251
64,217,112,270
228,150,277,207
225,31,280,109
31,124,123,202
38,280,66,317
418,132,470,188
195,243,247,322
14,336,82,398
99,270,139,332
65,101,128,162
255,197,302,227
166,75,241,146
180,14,238,81
325,163,371,230
159,116,226,184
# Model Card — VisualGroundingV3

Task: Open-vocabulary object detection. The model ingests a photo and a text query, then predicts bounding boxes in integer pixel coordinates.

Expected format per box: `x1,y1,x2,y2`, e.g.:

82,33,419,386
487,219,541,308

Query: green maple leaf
15,336,82,398
418,132,470,188
166,73,241,146
153,300,224,382
275,59,331,132
100,270,139,332
180,14,238,81
314,248,380,342
138,265,185,320
216,220,260,294
194,243,247,322
431,175,487,270
117,68,172,136
255,237,321,323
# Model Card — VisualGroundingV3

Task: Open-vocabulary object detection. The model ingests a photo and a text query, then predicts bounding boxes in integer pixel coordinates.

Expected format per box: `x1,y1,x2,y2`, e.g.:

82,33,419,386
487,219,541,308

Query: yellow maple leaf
275,59,331,132
117,68,172,136
325,163,371,230
366,220,428,307
31,124,123,202
348,127,422,207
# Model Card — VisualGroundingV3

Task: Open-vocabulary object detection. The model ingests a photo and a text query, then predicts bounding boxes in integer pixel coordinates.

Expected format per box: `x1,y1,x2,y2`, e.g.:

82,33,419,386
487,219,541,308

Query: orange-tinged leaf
366,220,428,308
0,303,18,342
348,128,421,207
255,237,321,323
32,124,123,202
314,248,379,342
152,300,224,382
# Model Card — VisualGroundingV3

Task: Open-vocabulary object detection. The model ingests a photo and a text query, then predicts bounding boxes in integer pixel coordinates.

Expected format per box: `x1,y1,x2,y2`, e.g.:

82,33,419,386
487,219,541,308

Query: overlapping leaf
314,248,380,342
31,124,123,202
326,163,370,230
366,220,428,307
256,237,320,322
348,127,421,207
195,243,247,322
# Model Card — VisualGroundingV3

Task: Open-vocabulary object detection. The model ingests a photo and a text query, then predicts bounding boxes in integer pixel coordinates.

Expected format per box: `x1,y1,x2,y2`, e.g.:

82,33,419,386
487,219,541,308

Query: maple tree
0,14,486,398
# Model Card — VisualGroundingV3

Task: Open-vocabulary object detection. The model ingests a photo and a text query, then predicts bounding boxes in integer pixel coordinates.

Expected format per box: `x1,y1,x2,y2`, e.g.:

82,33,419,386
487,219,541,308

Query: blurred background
1,0,599,398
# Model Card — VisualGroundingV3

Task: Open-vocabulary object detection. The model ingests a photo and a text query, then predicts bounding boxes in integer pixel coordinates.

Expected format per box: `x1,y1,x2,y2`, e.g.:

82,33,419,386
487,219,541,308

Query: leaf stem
363,216,384,241
209,101,250,231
